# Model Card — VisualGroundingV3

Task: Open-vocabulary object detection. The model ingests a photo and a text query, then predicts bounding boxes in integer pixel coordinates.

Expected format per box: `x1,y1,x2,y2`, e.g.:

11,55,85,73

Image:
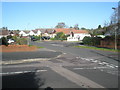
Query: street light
112,7,117,50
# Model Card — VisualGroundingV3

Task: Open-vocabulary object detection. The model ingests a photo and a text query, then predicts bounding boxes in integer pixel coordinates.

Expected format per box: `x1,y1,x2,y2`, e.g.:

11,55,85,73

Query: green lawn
74,45,119,52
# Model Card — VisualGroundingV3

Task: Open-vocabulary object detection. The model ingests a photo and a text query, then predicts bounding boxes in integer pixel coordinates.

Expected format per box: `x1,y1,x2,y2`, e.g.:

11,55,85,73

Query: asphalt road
1,41,119,89
2,49,62,61
30,41,119,66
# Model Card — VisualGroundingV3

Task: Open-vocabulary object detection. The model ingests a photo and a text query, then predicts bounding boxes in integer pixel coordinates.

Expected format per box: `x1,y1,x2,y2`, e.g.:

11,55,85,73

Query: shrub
1,37,9,46
16,38,27,45
53,32,68,40
83,37,92,45
50,38,56,40
83,36,101,46
7,35,12,39
32,36,41,40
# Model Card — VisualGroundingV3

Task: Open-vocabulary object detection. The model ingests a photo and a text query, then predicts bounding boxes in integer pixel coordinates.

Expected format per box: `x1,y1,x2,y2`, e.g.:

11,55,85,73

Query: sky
2,2,118,30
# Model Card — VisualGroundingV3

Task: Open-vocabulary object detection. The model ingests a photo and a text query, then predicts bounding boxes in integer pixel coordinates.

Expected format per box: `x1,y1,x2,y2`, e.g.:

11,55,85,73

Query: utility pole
112,7,118,50
27,23,30,45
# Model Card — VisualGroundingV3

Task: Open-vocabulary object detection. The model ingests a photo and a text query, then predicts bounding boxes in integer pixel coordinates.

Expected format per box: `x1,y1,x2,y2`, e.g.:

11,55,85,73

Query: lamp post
112,7,117,50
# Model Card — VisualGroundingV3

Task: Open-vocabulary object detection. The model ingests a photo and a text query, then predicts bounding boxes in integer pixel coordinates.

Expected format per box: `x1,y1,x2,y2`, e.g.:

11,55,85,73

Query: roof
13,30,20,34
36,29,46,33
55,28,89,34
0,29,9,35
46,29,55,34
35,29,55,34
23,30,30,34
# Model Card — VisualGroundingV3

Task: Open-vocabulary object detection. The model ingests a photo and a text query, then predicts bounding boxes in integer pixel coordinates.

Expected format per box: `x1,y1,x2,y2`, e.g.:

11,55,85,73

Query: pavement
1,41,119,89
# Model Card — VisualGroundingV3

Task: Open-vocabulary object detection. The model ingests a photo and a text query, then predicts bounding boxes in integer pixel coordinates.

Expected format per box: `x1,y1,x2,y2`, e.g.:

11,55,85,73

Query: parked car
41,36,50,40
31,37,37,41
8,39,14,44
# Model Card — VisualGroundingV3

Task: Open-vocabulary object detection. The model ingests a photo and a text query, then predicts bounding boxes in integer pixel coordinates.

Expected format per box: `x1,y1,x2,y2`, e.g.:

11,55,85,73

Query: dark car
31,37,37,41
41,36,50,40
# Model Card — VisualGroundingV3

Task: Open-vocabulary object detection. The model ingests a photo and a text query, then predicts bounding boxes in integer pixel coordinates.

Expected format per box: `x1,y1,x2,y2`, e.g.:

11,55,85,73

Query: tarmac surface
1,41,119,89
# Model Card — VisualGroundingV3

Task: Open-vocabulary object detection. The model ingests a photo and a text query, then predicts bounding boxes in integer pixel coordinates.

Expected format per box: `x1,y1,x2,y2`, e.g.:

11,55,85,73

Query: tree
55,22,66,28
111,7,118,24
74,24,79,30
7,35,12,39
98,25,102,29
1,37,9,46
2,27,8,30
102,7,119,36
54,32,67,40
81,27,87,30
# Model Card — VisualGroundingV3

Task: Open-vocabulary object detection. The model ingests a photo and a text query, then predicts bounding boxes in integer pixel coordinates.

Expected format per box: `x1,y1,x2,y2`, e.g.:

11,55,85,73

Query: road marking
63,53,66,54
80,57,118,69
51,44,63,47
50,65,105,88
73,67,109,70
1,58,50,65
43,61,105,88
0,69,47,76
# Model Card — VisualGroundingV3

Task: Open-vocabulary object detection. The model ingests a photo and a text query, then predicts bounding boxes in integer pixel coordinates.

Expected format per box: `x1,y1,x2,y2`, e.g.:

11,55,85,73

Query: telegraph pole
112,7,117,50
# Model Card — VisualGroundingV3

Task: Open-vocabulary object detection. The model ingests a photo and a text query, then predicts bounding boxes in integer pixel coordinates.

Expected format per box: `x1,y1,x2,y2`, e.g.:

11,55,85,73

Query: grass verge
74,45,119,52
37,46,44,48
29,45,44,48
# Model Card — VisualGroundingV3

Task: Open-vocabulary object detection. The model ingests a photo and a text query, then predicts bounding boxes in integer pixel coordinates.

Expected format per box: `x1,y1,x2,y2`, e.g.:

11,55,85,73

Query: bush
32,36,41,40
7,35,12,39
83,36,101,46
83,37,92,45
50,38,56,40
1,37,9,46
53,32,68,40
16,38,27,45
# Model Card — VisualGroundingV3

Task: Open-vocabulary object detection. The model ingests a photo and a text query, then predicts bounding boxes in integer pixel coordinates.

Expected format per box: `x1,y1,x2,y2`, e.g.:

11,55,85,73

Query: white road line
73,67,109,70
51,44,63,47
1,58,50,65
0,69,47,76
80,57,118,69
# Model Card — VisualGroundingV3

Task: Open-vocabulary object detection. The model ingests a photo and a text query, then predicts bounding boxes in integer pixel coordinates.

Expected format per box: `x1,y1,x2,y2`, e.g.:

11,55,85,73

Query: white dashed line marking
80,57,118,69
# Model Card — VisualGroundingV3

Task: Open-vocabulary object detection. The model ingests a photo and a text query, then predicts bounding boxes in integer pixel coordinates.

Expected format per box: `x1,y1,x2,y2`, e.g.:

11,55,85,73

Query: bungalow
35,29,56,38
19,30,29,37
18,28,90,41
68,30,91,41
29,30,36,36
18,29,56,38
55,28,91,41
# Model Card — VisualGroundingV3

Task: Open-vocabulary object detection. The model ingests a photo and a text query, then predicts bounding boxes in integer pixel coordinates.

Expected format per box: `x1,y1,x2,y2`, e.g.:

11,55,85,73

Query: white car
8,39,14,44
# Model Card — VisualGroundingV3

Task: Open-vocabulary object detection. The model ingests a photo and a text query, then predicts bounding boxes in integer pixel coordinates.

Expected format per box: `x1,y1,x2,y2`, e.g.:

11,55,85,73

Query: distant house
36,30,42,36
0,28,9,38
18,28,90,41
35,29,56,38
29,30,36,36
19,30,29,37
68,30,91,41
13,30,20,36
54,28,91,41
18,29,56,38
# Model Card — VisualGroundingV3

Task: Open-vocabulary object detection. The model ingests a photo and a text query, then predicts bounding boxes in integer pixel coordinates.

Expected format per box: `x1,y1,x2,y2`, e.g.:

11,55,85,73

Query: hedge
83,36,102,46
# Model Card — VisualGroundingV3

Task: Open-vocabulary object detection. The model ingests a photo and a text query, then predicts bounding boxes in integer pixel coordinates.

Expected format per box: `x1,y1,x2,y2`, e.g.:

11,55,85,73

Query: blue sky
2,2,118,30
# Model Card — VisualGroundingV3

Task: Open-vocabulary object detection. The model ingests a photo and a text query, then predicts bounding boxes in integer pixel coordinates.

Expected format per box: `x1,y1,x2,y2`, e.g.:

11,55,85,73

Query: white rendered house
19,31,28,36
67,31,91,41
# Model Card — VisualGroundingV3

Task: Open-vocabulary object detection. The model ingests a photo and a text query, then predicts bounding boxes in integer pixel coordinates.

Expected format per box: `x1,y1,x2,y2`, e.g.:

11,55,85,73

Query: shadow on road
2,72,44,89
